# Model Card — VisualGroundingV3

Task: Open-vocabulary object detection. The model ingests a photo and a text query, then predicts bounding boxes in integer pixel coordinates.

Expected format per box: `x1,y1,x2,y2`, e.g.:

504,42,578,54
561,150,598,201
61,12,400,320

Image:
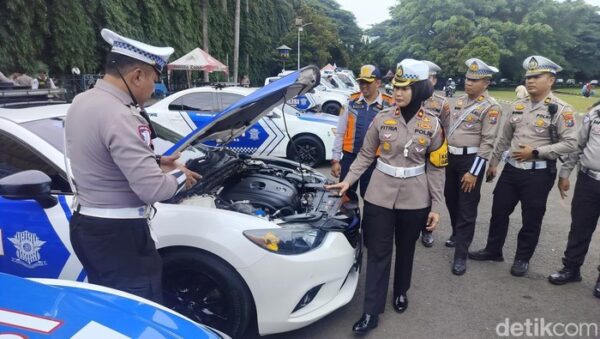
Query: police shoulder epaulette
349,92,361,100
381,92,393,101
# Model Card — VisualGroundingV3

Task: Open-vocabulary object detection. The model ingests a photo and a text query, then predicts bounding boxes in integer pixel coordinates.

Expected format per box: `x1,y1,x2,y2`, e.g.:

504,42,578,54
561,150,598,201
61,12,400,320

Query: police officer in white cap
65,28,201,302
444,58,502,275
470,55,578,277
548,103,600,299
419,60,451,248
326,59,447,333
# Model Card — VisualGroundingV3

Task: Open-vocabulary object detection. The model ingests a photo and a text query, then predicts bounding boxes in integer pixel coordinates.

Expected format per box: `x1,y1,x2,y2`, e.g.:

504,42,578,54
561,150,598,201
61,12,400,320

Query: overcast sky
336,0,600,29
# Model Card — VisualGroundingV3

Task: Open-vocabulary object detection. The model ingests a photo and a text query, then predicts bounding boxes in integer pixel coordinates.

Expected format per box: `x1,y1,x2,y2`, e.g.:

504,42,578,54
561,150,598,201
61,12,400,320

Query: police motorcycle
444,78,456,97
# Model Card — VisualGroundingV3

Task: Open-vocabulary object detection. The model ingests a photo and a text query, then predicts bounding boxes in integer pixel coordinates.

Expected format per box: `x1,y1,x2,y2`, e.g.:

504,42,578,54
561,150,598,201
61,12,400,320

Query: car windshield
21,117,207,163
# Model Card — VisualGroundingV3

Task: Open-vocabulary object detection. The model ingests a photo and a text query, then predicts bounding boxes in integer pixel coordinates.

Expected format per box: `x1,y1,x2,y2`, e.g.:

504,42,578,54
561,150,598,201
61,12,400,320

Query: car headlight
243,227,326,255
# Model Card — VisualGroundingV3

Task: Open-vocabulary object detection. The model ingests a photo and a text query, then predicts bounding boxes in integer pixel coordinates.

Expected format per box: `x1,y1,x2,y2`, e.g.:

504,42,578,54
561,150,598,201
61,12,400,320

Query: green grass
487,89,599,113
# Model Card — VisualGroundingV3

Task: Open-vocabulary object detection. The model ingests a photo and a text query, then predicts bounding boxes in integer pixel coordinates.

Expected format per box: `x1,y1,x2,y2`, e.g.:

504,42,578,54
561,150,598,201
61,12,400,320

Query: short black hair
104,52,152,77
409,80,434,104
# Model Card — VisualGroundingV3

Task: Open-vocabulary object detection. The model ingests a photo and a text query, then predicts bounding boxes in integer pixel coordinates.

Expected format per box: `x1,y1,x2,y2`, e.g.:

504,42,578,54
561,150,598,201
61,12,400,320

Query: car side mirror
0,170,57,208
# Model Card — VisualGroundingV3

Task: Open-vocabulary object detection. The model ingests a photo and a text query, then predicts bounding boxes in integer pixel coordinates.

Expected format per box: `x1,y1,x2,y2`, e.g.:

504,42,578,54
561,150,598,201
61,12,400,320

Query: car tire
321,101,341,115
287,134,325,167
161,248,253,338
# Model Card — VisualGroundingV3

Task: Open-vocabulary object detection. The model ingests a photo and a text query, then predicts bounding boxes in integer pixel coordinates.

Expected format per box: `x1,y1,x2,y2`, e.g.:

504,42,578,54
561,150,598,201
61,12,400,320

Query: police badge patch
8,231,47,269
137,125,152,147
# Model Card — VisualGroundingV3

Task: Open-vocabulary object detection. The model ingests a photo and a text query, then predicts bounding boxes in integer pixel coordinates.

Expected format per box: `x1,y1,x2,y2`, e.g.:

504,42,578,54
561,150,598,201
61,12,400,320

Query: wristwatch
532,149,539,159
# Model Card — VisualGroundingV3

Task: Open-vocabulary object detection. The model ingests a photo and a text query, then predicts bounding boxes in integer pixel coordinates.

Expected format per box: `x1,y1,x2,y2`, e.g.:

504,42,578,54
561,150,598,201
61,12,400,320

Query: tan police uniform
65,29,187,303
344,59,447,317
471,56,578,273
421,60,451,129
548,105,600,293
444,58,502,268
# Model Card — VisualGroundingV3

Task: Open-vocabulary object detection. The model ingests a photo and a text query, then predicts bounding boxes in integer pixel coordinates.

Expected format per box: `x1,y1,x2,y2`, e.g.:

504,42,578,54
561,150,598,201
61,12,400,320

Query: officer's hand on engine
324,181,350,197
461,172,477,193
180,166,202,189
558,177,570,199
331,161,341,178
159,152,182,172
486,166,497,182
425,212,439,231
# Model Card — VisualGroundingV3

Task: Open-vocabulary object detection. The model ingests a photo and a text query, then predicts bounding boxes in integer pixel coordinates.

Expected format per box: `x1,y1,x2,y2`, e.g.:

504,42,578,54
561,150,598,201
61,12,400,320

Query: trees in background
363,0,600,81
1,0,599,84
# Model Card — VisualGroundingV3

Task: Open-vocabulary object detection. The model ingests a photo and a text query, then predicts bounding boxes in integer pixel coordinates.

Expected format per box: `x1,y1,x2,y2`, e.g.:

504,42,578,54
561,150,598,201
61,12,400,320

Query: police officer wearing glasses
326,59,447,334
470,56,578,277
548,103,600,299
65,29,201,302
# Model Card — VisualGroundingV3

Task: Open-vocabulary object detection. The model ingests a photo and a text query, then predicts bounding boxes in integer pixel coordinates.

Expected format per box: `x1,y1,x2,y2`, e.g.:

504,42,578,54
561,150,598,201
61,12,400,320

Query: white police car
147,86,338,167
0,273,227,338
0,67,361,338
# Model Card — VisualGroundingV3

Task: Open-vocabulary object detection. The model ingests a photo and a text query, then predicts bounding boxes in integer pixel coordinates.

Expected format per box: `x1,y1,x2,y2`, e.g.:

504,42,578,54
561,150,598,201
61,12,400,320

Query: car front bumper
238,231,360,335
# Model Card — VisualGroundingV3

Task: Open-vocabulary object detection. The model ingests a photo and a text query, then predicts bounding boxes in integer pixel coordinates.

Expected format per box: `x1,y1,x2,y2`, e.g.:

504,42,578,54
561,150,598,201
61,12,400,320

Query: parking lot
264,98,600,339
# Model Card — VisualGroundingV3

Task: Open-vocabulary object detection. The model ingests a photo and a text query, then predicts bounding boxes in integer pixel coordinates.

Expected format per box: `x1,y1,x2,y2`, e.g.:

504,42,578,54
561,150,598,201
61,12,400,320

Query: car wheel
161,249,253,338
287,134,325,167
321,102,341,115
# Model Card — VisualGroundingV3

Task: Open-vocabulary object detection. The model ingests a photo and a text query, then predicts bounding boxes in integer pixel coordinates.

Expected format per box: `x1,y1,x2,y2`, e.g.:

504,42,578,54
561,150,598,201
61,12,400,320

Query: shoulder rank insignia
544,97,552,105
476,95,485,102
384,119,397,125
515,103,525,111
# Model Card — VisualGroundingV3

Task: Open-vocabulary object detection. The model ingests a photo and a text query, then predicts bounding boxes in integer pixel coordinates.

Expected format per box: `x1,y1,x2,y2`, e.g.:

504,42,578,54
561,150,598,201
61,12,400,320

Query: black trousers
444,154,485,259
485,163,556,261
362,201,430,315
562,172,600,270
339,151,376,199
70,212,163,303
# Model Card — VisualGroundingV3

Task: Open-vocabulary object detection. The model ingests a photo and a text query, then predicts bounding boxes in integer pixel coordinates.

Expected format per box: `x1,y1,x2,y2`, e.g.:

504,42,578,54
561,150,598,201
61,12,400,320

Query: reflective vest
343,92,394,154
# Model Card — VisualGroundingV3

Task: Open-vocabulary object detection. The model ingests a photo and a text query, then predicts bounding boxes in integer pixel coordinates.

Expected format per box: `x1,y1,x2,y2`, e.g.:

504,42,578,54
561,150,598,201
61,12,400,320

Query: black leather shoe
421,232,434,247
548,267,582,285
352,313,378,333
452,258,467,276
468,249,504,262
392,294,408,313
594,274,600,298
445,238,456,248
511,260,529,277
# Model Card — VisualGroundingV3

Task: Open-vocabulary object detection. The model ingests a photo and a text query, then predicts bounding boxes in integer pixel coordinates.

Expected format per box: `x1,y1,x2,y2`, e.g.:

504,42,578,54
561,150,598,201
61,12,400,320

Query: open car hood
164,65,320,155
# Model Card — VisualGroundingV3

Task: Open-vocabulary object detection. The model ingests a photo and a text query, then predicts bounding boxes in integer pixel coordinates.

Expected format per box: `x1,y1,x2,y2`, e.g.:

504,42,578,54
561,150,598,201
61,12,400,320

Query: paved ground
262,98,600,338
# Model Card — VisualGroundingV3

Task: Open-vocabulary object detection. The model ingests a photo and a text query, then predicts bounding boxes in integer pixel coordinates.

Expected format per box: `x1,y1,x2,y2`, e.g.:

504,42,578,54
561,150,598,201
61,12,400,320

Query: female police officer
326,59,447,333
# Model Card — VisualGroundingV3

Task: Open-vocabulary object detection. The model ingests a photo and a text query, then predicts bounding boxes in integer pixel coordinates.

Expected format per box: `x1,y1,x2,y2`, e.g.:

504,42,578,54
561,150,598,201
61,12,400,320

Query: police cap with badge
101,28,174,75
356,65,382,83
465,58,498,79
392,59,429,87
523,55,562,76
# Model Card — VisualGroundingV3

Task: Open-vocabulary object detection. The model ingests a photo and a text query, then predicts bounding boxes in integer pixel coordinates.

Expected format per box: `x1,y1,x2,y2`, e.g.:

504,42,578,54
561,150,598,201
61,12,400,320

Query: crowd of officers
65,27,599,336
327,56,600,333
